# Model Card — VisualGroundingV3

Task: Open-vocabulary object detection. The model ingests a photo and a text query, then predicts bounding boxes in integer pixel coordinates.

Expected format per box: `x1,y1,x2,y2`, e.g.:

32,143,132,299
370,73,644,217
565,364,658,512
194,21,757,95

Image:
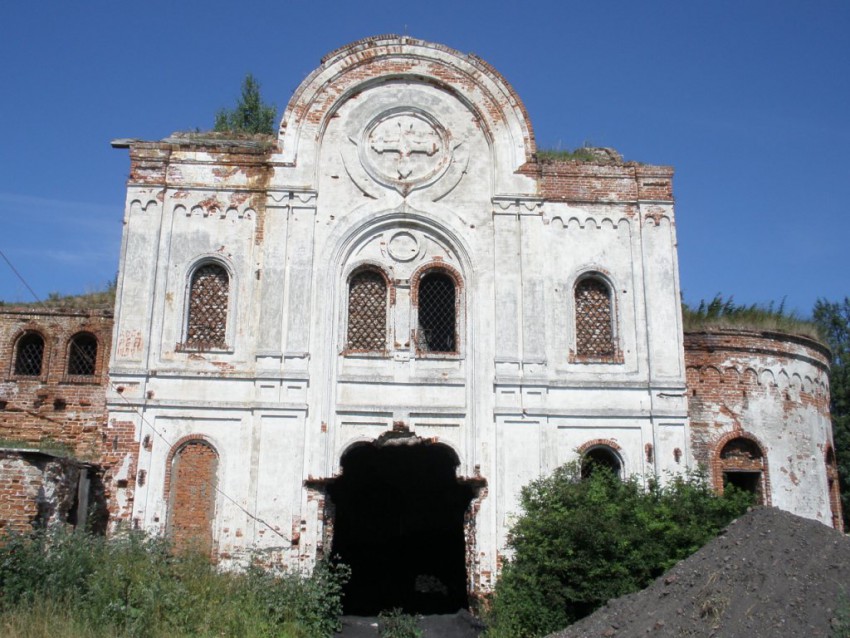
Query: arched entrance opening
327,439,477,615
580,445,623,479
718,436,767,505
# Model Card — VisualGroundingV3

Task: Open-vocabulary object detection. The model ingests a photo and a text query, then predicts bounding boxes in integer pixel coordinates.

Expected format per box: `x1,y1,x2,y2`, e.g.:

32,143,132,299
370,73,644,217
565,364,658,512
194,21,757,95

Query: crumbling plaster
100,35,838,601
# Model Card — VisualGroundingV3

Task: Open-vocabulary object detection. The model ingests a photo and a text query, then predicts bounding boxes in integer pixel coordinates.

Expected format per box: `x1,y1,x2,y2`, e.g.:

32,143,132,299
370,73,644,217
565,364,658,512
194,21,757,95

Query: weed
378,608,422,638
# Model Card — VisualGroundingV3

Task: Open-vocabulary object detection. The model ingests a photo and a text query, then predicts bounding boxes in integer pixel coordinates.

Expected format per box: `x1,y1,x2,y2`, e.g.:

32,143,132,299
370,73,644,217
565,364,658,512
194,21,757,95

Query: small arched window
574,277,615,358
15,333,45,376
417,271,457,354
346,268,388,352
581,445,623,479
719,437,766,505
185,263,229,350
67,333,98,376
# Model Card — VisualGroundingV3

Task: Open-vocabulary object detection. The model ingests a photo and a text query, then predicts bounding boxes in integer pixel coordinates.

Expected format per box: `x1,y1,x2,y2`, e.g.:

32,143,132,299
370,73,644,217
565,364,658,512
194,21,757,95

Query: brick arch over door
165,436,219,555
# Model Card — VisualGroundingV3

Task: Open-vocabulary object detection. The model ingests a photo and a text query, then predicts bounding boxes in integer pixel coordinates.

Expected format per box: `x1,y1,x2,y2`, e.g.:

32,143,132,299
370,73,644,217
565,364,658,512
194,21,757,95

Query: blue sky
1,1,848,315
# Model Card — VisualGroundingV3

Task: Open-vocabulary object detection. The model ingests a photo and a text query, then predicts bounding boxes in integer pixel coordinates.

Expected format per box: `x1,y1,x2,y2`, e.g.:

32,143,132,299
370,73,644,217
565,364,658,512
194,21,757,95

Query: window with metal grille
417,272,456,353
15,333,44,376
347,269,388,351
185,263,229,350
575,277,615,357
68,333,97,376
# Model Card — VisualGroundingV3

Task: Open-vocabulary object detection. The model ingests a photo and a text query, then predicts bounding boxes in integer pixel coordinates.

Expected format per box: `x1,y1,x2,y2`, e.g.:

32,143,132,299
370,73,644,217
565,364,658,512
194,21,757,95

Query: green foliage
832,590,850,638
1,279,116,310
378,608,422,638
214,74,277,135
537,147,602,162
485,464,752,638
813,297,850,530
682,294,820,340
0,528,349,638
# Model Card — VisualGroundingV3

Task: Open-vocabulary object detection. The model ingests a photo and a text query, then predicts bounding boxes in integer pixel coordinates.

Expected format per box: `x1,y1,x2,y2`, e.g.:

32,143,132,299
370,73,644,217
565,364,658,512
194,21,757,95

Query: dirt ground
335,610,484,637
549,507,850,637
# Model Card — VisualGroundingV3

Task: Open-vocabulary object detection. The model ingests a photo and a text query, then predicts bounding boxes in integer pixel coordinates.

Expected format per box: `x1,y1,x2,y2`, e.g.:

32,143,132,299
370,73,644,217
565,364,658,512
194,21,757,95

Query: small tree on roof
214,73,277,135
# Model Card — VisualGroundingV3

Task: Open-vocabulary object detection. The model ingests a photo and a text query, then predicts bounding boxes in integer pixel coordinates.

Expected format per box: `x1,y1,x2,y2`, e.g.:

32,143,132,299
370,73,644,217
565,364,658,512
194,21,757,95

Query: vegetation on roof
0,281,115,313
537,145,624,164
213,73,277,136
682,295,821,341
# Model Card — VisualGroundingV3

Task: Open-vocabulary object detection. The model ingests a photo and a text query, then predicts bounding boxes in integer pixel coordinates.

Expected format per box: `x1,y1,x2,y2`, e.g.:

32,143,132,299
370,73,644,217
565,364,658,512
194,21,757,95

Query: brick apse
0,36,842,613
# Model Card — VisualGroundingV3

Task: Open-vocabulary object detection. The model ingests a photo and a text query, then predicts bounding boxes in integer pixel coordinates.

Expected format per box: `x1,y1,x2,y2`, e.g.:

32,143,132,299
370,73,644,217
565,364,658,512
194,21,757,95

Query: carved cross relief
370,120,441,179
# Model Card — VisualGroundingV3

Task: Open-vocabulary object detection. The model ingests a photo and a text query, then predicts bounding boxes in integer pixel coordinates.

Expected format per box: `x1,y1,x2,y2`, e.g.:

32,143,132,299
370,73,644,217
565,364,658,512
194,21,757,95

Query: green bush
485,465,752,638
0,528,349,638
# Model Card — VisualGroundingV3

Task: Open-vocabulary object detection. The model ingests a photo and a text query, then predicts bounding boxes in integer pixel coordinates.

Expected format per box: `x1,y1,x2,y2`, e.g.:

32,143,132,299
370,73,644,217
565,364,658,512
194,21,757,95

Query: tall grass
0,528,349,638
682,295,821,341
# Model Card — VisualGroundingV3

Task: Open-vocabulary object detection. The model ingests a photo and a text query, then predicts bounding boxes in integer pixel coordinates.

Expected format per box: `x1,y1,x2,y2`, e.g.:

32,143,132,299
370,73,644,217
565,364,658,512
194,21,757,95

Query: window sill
340,350,389,359
8,375,46,383
414,351,464,360
60,376,100,385
569,352,624,365
175,343,234,355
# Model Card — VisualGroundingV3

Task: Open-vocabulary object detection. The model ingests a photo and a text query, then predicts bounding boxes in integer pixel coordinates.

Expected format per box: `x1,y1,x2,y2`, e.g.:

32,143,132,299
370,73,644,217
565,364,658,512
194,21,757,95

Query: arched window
67,333,98,376
185,263,229,350
574,277,615,358
581,445,623,479
417,271,457,354
14,333,45,376
719,437,767,505
167,439,218,555
346,268,388,351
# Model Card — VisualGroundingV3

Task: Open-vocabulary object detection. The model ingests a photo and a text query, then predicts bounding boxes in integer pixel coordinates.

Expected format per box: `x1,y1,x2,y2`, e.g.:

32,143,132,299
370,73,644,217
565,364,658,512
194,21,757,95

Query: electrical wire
0,247,42,304
109,383,290,542
2,243,291,543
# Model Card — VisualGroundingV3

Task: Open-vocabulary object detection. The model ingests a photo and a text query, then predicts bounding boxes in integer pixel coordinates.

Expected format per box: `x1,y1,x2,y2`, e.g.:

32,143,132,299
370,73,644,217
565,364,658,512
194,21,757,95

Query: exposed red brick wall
0,309,139,531
0,450,82,534
684,329,837,526
166,439,218,554
517,161,674,203
0,309,112,457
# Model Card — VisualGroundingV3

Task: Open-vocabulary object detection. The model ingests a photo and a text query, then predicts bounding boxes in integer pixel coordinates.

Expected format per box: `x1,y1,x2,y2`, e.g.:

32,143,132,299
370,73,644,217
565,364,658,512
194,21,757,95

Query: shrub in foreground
0,528,349,638
485,465,752,638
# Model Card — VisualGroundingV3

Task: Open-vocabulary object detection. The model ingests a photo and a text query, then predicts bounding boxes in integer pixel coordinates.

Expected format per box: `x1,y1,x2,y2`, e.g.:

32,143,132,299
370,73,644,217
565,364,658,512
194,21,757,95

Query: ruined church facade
102,36,838,607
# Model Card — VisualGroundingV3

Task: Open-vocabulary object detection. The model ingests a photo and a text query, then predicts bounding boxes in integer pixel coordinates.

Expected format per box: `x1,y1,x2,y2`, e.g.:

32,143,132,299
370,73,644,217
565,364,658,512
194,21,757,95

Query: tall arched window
67,333,98,376
417,271,457,354
346,268,388,352
14,332,45,376
574,276,615,358
185,263,229,350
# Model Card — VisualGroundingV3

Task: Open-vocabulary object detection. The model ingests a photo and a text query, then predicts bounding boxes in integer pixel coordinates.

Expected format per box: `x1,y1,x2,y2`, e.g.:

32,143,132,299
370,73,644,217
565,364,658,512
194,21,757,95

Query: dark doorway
328,441,475,615
723,471,763,503
581,446,622,479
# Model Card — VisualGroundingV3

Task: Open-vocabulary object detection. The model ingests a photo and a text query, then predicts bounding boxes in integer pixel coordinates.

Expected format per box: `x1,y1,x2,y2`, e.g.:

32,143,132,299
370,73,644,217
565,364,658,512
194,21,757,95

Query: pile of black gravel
549,507,850,637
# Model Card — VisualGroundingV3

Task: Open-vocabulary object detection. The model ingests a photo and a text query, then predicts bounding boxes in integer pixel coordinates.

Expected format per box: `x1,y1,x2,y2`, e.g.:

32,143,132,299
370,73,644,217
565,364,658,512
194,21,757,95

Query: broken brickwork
104,35,840,613
0,308,136,533
684,329,840,529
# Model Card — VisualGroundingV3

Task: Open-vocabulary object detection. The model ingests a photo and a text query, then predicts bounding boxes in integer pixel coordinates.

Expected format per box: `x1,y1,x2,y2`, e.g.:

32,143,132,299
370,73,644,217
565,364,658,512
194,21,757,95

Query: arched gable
278,35,536,194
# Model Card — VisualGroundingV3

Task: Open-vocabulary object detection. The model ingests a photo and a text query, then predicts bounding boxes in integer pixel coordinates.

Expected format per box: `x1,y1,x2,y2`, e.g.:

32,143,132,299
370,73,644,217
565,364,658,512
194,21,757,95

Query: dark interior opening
723,471,763,503
581,446,622,479
328,442,475,615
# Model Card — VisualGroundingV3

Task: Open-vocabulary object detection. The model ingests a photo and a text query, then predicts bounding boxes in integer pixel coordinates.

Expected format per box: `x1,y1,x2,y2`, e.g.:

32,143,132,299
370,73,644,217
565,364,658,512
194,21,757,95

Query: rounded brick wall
684,328,841,529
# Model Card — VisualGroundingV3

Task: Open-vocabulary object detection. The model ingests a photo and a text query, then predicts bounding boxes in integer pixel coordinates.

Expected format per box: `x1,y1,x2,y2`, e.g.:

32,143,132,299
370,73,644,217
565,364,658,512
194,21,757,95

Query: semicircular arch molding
278,36,536,190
